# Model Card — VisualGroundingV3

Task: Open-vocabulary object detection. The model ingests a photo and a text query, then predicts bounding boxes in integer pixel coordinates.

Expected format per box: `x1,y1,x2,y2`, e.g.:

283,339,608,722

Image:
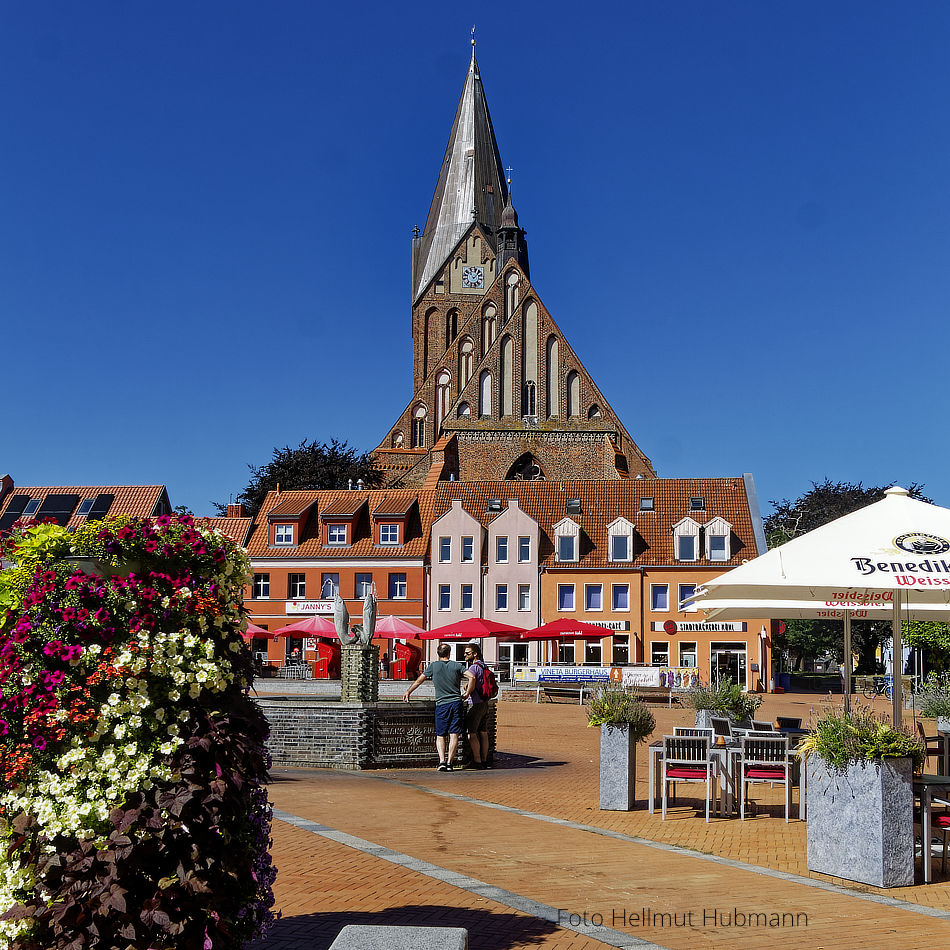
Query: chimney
226,504,246,518
0,474,12,509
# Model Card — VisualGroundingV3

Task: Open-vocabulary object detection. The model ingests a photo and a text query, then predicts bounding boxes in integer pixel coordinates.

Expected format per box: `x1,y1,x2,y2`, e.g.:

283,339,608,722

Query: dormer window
327,524,347,545
672,517,701,562
274,524,294,545
705,517,732,561
380,523,399,545
554,518,580,563
607,517,634,563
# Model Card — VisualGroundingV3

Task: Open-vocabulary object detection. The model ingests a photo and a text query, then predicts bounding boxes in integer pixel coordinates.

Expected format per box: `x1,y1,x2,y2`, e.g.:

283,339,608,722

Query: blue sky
3,2,949,515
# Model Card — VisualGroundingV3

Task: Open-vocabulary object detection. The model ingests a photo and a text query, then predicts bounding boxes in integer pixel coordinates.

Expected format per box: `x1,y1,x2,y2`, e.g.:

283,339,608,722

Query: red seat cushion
745,767,786,780
666,767,707,779
933,815,950,828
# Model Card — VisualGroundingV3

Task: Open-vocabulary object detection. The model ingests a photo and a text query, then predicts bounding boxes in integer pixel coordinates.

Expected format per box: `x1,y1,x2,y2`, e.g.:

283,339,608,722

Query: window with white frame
327,524,347,545
461,536,474,562
439,585,451,610
461,584,473,611
518,536,531,562
380,523,399,545
672,518,700,562
439,537,451,562
355,574,373,598
252,573,270,599
612,583,629,611
554,518,580,562
679,583,697,613
288,573,306,599
320,573,339,597
651,584,669,611
585,584,602,611
518,584,530,611
496,535,508,563
557,584,575,611
388,573,406,599
651,642,670,666
496,584,508,610
705,517,732,561
607,517,634,562
679,642,698,667
274,523,294,545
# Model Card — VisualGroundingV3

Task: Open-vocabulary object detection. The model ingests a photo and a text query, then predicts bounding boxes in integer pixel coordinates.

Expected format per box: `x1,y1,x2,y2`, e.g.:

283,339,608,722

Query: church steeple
497,177,529,277
412,40,509,303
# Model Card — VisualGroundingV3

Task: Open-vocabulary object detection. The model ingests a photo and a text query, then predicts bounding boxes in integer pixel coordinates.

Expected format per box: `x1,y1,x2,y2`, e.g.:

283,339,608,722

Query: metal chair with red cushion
661,735,713,822
917,721,944,772
739,735,792,822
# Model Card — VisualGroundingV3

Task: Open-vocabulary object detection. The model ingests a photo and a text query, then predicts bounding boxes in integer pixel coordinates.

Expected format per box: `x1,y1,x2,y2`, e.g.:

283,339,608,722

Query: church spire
412,41,509,303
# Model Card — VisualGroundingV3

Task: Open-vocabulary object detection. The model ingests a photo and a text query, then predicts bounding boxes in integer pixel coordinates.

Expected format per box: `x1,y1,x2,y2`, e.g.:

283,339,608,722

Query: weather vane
471,25,476,49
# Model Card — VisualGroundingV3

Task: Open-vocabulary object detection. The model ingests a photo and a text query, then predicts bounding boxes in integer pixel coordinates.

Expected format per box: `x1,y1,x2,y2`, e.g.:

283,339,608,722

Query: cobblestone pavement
250,691,950,950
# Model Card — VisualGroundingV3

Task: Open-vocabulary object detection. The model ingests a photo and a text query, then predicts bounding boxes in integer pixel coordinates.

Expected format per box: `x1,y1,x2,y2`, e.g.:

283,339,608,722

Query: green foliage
917,673,950,719
218,438,383,517
687,678,763,720
586,684,656,741
799,707,925,770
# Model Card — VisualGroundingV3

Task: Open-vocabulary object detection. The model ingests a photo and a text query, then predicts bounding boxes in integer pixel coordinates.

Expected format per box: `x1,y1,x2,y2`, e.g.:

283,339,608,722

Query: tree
218,439,383,517
766,479,931,671
903,620,950,674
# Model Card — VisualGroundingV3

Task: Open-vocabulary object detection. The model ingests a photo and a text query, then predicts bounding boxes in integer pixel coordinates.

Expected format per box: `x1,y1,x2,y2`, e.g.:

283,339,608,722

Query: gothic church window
457,401,471,418
479,371,492,417
523,380,537,418
506,452,545,481
500,335,513,416
566,370,580,417
436,371,451,430
505,272,520,321
445,310,458,349
588,404,601,419
392,431,404,448
459,338,474,387
546,336,559,417
412,405,427,448
482,303,497,353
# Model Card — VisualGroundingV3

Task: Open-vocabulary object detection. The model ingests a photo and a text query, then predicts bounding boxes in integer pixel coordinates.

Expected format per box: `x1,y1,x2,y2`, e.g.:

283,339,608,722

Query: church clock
462,265,485,288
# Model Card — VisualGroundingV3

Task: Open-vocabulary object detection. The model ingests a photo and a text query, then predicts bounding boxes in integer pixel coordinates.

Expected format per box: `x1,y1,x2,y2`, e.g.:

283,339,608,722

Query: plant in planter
800,707,925,887
0,516,277,948
917,673,950,733
687,677,762,731
587,684,656,810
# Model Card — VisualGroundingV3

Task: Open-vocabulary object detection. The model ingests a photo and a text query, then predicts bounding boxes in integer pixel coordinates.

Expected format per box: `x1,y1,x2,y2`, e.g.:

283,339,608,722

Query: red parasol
421,617,526,641
272,616,337,639
520,618,611,640
374,616,425,638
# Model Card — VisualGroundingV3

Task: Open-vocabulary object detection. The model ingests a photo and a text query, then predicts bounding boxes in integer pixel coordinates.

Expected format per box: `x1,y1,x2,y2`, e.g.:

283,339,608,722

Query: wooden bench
535,683,598,704
632,686,681,707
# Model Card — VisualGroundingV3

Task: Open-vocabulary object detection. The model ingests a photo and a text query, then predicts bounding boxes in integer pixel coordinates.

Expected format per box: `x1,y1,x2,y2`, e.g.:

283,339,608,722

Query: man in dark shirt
403,642,474,770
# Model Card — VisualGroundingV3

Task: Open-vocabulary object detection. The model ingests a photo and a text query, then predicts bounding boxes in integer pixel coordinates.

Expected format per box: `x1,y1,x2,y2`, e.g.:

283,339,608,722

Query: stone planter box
806,755,914,887
600,723,637,810
937,716,950,735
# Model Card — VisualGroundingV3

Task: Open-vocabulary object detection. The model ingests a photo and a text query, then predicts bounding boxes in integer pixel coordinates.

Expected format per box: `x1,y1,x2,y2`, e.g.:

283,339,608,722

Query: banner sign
286,600,335,614
585,620,630,631
617,667,660,687
513,666,611,683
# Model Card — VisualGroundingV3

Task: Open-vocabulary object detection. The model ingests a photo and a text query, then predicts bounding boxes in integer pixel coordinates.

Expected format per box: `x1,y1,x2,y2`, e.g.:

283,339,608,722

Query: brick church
373,43,655,488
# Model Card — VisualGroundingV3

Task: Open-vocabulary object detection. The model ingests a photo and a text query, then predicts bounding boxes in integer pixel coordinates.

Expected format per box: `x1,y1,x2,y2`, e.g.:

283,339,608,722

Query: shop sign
586,620,630,630
513,666,611,683
653,621,746,633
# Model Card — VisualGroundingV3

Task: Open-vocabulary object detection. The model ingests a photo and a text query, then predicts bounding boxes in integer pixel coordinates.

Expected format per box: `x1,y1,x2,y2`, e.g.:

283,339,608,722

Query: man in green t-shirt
403,642,475,770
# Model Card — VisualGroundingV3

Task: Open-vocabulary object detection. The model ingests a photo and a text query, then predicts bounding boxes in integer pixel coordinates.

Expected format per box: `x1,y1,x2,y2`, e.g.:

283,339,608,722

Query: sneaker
445,762,454,771
437,763,448,771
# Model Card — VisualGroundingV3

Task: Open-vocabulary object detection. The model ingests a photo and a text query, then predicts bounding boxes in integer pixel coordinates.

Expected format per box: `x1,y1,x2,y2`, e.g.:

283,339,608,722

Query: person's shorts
434,700,465,737
465,700,490,733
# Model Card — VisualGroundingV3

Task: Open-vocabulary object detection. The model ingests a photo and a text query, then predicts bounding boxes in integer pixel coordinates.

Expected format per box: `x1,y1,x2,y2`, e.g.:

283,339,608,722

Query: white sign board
286,600,335,614
620,667,661,688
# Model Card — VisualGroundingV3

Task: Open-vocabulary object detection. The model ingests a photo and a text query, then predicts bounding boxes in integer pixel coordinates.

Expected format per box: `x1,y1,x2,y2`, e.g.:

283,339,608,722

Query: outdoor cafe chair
661,735,713,822
751,720,776,732
739,735,792,822
673,726,714,738
710,716,733,741
917,721,945,772
915,796,950,875
776,716,802,730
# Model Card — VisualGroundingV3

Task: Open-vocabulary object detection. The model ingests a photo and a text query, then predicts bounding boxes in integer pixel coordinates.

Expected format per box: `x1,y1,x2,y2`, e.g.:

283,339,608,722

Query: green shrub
686,677,762,720
586,684,655,741
799,707,925,770
917,673,950,719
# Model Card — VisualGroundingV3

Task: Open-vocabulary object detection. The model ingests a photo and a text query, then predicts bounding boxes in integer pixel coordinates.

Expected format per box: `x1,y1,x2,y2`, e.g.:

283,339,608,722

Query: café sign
286,600,335,615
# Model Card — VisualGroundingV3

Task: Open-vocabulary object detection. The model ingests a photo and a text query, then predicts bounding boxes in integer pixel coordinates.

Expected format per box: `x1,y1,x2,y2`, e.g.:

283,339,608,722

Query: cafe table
914,772,950,883
647,739,737,817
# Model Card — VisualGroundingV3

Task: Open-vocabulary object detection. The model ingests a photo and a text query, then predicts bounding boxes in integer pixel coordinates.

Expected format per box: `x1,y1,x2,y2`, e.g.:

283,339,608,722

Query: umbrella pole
891,591,903,727
843,611,852,716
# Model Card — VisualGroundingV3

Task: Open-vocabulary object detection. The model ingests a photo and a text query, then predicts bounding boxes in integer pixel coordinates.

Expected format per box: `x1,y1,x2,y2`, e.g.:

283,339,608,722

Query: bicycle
861,675,893,700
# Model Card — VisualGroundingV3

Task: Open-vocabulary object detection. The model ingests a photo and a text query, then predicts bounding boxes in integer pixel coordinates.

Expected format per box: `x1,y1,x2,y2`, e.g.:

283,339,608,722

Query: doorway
710,642,747,688
498,642,528,681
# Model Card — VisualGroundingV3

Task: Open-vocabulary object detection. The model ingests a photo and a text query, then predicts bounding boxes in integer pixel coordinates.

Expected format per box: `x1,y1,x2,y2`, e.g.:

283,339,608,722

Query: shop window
651,642,670,666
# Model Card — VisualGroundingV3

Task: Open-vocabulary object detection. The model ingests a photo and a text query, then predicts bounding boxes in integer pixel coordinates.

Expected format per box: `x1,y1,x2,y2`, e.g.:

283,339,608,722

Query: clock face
462,265,485,288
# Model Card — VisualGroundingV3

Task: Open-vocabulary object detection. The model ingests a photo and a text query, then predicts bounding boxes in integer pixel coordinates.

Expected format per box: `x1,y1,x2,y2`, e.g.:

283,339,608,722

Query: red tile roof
0,484,170,531
322,495,369,518
244,489,434,558
267,496,319,518
199,517,253,546
432,478,759,568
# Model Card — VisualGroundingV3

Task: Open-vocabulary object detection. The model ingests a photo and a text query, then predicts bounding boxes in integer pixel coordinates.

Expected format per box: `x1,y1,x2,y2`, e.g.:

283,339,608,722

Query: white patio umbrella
691,486,950,723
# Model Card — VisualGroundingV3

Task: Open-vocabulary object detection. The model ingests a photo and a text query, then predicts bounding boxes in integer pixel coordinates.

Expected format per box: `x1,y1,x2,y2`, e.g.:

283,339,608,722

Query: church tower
373,42,655,487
